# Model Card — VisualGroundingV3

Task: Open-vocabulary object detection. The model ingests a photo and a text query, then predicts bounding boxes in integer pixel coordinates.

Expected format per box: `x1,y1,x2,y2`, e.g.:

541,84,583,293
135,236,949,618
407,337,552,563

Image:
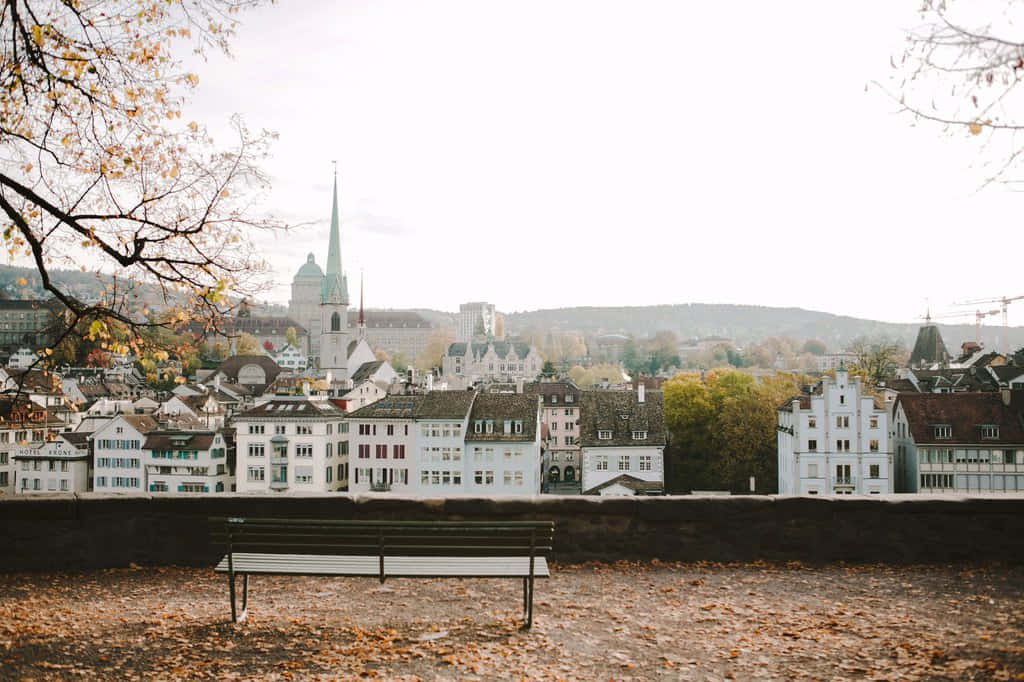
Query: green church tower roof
322,169,349,304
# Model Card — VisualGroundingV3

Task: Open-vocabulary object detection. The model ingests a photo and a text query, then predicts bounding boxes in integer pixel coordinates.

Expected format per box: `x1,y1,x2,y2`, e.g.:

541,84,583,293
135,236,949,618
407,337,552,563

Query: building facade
143,430,233,493
233,396,349,494
525,381,582,493
777,368,891,495
456,302,497,343
13,433,89,494
891,391,1024,493
90,414,160,493
441,340,543,383
579,386,666,495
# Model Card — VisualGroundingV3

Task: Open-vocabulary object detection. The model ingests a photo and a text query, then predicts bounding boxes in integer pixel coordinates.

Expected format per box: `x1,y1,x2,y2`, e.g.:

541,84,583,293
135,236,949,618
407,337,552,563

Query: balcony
369,481,392,492
269,480,289,491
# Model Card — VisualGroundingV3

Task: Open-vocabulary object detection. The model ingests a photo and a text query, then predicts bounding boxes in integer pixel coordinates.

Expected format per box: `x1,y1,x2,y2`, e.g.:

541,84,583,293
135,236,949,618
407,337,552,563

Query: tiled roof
60,431,91,449
120,414,161,434
895,392,1024,445
347,395,424,420
523,381,580,402
989,366,1024,384
910,325,950,367
143,431,219,452
214,355,282,385
911,369,996,393
465,394,539,442
221,317,308,336
238,398,345,419
583,473,664,495
414,391,475,419
350,360,386,384
446,340,533,359
777,394,811,412
578,390,666,447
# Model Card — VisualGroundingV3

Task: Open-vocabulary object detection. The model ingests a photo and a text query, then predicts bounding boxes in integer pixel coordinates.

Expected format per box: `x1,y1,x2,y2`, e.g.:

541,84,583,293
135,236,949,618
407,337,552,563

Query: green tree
802,339,827,356
285,327,298,348
541,360,557,378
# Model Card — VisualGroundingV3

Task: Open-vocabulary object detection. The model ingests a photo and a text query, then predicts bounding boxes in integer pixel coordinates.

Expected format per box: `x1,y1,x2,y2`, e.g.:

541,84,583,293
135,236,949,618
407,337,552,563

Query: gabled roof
989,365,1024,385
894,392,1024,445
92,413,160,438
578,390,666,447
143,430,220,452
523,381,580,402
347,395,424,420
238,398,345,419
415,391,476,420
346,310,431,329
465,394,539,442
214,355,282,387
350,360,386,384
583,473,664,496
446,340,534,360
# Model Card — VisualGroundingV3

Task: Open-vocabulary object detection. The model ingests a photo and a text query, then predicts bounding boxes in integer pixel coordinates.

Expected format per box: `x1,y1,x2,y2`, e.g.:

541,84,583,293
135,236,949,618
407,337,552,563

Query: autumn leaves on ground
0,562,1021,681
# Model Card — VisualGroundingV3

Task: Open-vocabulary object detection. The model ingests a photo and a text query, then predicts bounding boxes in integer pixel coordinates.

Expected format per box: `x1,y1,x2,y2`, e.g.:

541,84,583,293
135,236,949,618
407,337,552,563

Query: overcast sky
182,1,1023,325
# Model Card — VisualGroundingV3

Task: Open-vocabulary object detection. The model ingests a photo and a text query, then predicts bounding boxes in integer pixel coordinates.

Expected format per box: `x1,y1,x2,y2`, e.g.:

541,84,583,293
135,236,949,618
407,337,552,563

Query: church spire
322,162,348,304
358,271,366,340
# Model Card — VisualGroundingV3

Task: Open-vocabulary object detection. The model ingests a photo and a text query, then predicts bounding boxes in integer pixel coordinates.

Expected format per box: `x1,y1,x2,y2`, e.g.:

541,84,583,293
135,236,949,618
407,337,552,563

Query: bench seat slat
215,553,550,578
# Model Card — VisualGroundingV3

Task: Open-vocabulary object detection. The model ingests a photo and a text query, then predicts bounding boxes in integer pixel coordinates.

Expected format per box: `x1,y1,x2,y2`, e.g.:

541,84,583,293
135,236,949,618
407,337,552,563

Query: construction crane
952,295,1024,355
921,308,1001,349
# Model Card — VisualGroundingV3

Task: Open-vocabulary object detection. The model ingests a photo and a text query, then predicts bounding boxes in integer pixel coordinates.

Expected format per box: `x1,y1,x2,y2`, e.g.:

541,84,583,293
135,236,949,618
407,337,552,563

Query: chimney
214,375,221,393
426,374,434,392
1002,387,1011,406
638,382,645,404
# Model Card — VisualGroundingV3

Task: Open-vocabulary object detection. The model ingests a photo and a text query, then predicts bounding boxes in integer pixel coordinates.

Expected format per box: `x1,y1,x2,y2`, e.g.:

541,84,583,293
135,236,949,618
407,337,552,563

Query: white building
464,393,542,495
0,397,70,495
272,343,308,372
441,340,543,383
415,392,478,494
143,429,233,493
891,390,1024,493
777,368,890,496
7,347,37,369
90,414,160,493
13,433,90,494
816,352,859,373
579,386,666,495
233,395,349,493
456,302,497,343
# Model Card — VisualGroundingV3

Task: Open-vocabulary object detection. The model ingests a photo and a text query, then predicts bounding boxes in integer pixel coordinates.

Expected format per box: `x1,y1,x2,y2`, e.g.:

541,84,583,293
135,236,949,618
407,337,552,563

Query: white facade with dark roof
442,340,542,383
579,386,666,495
13,434,90,494
777,368,890,496
234,396,349,494
143,430,233,493
90,414,160,493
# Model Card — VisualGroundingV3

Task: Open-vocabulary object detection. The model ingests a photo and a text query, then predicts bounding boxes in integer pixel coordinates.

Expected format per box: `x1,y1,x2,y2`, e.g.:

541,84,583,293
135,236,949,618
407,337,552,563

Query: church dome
294,253,324,282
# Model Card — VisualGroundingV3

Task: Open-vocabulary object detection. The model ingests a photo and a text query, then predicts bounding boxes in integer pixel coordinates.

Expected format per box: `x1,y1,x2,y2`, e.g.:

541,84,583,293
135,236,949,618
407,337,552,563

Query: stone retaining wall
1,494,1022,571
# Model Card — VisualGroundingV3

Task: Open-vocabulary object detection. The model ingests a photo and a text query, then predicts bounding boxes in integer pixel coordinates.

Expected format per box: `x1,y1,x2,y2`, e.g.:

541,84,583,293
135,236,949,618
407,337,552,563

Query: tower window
331,312,340,331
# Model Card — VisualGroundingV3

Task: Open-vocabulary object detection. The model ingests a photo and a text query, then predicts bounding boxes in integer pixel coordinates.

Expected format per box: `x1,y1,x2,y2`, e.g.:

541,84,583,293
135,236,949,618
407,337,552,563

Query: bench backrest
211,518,555,558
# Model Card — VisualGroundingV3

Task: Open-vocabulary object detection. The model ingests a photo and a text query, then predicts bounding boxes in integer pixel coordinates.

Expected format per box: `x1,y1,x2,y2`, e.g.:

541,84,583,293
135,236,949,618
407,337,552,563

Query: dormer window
485,420,494,434
981,425,999,440
503,420,512,433
932,425,952,439
631,431,647,440
514,420,523,434
550,395,558,404
474,420,482,434
598,430,612,440
565,394,574,403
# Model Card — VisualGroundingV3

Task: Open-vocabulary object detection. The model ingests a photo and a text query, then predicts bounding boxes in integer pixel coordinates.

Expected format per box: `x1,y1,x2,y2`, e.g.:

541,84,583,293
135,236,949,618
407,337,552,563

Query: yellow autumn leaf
16,277,27,286
169,166,179,178
969,122,983,135
187,121,199,132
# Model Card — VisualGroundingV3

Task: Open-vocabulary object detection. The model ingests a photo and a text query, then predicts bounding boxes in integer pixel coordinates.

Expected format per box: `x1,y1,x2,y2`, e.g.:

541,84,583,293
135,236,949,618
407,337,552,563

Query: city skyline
175,1,1022,324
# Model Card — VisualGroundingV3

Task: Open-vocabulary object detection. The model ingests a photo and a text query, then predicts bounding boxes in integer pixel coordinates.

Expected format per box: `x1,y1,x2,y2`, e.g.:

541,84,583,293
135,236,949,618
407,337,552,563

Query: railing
834,477,855,485
369,481,392,492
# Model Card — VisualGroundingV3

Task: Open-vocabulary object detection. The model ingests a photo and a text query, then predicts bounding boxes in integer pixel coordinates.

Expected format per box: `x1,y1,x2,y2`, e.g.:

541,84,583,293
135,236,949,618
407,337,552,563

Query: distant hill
504,304,1024,353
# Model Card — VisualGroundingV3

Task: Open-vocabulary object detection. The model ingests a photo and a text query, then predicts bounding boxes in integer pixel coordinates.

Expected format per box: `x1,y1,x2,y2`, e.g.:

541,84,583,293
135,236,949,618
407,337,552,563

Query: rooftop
0,562,1018,680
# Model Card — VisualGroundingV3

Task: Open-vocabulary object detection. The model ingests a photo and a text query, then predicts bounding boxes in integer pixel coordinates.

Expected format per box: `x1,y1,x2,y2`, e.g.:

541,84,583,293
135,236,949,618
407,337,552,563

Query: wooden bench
211,518,554,628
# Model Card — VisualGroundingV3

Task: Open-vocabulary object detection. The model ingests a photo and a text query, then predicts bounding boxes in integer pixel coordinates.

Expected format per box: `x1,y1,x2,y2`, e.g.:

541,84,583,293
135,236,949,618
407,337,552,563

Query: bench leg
521,577,534,630
229,572,249,624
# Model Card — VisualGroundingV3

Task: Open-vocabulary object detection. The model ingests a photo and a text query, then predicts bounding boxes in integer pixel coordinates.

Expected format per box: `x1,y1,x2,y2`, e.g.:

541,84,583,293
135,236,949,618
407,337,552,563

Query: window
632,431,647,440
565,394,574,403
981,425,999,440
869,464,880,478
869,439,879,452
840,394,845,405
869,416,879,429
326,467,333,483
375,444,387,459
808,463,818,478
807,417,816,429
551,422,558,432
296,444,313,458
639,455,652,471
330,312,340,331
387,424,395,436
618,455,630,471
808,439,817,452
295,466,313,483
596,455,608,471
836,416,849,428
474,421,482,434
598,430,612,440
835,464,851,484
296,425,312,435
514,421,523,434
358,444,370,459
248,424,265,435
565,408,573,416
393,444,405,459
248,444,265,458
485,421,493,434
360,424,371,436
274,425,286,435
933,425,952,439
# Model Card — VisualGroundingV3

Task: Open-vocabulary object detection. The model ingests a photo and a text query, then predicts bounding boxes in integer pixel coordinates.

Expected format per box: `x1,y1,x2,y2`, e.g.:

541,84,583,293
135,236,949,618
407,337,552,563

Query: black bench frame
211,518,555,628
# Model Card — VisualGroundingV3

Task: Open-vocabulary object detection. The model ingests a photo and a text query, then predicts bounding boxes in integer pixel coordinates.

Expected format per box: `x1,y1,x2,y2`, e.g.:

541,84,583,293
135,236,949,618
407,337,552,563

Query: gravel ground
0,561,1022,681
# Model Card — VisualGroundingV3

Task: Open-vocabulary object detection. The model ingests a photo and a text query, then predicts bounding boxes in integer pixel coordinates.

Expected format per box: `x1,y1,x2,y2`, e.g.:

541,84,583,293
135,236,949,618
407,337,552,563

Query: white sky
181,1,1024,325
